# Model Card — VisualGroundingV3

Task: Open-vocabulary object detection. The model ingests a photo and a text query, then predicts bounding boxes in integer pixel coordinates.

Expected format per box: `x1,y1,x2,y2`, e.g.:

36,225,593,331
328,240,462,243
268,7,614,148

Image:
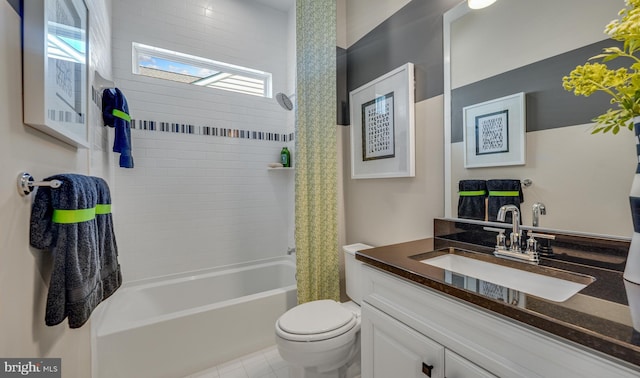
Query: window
132,43,272,98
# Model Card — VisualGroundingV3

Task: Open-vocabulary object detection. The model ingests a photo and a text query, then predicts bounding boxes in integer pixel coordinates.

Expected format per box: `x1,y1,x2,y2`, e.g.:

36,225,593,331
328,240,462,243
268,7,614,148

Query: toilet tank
343,243,374,304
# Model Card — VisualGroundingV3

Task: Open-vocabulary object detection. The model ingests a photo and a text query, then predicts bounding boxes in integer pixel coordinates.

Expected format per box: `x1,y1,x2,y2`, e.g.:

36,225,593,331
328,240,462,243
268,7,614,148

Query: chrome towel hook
18,172,62,197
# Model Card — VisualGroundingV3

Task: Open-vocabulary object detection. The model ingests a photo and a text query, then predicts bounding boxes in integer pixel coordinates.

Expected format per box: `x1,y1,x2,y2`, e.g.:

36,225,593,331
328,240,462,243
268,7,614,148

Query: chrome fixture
287,247,296,255
493,205,540,264
18,172,62,197
532,202,546,227
525,232,555,258
497,205,521,251
275,93,294,111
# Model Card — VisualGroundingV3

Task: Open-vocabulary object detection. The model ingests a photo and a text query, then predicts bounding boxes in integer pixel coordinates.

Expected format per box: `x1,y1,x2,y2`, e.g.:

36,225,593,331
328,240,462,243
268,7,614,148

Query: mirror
23,0,90,148
444,0,634,237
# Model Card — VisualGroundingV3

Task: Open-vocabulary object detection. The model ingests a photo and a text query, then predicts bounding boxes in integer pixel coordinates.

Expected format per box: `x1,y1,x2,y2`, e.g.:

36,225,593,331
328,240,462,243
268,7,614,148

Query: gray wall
345,0,460,123
450,39,622,142
7,0,18,14
345,0,618,143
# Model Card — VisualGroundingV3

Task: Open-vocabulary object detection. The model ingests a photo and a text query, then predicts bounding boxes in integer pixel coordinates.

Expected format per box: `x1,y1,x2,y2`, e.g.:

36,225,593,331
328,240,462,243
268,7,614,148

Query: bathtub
92,256,296,378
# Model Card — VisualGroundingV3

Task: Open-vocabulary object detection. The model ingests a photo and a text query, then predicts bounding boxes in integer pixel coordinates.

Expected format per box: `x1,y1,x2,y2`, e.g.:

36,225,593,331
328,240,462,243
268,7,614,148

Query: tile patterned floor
186,345,290,378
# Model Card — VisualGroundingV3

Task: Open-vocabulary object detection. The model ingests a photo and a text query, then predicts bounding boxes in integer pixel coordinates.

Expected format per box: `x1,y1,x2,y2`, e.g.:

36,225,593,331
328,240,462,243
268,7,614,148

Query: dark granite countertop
355,219,640,369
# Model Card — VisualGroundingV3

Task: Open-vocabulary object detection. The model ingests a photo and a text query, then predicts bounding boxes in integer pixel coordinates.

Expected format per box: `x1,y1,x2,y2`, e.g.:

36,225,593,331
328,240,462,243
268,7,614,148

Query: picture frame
463,92,526,168
350,63,415,179
23,0,90,148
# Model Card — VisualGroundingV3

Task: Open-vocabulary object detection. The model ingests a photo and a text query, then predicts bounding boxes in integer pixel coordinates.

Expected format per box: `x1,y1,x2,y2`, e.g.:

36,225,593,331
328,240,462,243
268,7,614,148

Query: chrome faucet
497,205,521,252
532,202,546,227
492,205,540,264
488,205,555,265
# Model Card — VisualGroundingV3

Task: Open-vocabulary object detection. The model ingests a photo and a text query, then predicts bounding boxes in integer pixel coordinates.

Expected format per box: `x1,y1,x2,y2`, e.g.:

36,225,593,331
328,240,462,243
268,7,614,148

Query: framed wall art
463,92,526,168
23,0,90,148
349,63,415,179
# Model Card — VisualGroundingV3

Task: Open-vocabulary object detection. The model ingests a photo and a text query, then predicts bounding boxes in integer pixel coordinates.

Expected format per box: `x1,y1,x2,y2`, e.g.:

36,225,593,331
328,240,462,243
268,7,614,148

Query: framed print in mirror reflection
463,92,525,168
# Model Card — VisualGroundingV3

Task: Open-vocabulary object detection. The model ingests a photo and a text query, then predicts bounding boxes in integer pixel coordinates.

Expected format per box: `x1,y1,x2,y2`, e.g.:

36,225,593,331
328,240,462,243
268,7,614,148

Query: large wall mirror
444,0,635,238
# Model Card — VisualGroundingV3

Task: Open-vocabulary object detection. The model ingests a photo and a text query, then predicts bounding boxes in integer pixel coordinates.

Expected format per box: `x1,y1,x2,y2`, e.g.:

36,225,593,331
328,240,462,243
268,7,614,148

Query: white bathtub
92,256,296,378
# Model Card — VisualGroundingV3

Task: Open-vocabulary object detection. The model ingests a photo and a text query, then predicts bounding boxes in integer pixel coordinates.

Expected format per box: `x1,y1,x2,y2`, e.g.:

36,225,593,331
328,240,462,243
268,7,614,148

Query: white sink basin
420,254,591,302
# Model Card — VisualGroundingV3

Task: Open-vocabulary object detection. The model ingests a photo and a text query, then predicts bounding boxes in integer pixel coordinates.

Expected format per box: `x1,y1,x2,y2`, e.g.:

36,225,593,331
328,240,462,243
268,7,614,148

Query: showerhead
275,92,294,111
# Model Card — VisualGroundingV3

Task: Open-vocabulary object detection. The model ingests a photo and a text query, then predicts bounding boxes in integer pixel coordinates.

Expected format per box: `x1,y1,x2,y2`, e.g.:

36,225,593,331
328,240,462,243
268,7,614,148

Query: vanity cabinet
362,301,495,377
360,265,640,378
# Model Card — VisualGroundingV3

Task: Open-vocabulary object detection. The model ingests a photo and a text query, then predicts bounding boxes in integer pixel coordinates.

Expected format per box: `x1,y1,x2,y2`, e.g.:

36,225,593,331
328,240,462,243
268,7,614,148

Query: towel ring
18,172,62,197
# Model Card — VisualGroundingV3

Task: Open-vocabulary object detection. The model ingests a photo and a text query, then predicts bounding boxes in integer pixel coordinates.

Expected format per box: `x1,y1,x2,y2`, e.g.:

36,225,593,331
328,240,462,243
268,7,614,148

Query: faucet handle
529,232,555,257
483,227,507,250
525,232,555,255
528,232,555,240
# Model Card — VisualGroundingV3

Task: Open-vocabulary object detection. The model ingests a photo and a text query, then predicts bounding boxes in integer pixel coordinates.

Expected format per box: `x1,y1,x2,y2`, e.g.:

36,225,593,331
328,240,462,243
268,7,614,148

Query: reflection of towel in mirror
487,179,524,223
30,174,102,328
102,88,134,168
457,180,487,221
92,177,122,300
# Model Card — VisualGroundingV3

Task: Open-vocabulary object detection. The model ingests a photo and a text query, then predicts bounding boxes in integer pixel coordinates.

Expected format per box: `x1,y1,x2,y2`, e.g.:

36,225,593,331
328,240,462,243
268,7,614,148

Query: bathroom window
132,42,272,98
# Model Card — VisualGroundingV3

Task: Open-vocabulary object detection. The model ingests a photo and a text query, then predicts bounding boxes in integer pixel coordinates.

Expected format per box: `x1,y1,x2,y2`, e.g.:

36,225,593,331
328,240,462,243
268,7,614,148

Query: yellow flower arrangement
563,0,640,134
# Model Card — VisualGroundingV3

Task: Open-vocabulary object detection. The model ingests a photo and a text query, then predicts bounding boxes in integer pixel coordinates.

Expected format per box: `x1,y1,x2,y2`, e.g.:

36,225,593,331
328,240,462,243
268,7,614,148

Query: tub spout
287,247,296,255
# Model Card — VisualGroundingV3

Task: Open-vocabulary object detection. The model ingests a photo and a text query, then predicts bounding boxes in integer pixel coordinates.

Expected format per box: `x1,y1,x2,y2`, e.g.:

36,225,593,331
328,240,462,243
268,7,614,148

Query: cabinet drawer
445,350,497,378
362,302,445,378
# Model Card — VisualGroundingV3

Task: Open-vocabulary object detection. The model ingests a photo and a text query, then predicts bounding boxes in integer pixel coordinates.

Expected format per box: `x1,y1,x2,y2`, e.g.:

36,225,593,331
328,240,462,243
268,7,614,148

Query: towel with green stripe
30,174,122,328
458,180,487,221
487,179,524,223
93,176,122,301
102,88,134,168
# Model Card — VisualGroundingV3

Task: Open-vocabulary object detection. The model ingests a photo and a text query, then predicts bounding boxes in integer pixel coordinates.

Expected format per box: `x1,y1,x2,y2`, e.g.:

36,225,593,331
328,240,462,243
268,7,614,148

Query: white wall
343,96,445,246
111,0,295,282
450,0,619,89
342,0,445,247
0,0,113,376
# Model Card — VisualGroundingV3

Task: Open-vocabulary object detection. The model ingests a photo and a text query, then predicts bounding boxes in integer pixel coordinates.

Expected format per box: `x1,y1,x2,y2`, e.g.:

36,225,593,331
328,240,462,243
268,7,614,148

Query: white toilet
275,243,373,378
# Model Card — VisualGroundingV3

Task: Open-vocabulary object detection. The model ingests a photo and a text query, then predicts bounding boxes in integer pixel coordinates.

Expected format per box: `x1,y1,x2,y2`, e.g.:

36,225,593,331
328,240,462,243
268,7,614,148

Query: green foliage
563,0,640,134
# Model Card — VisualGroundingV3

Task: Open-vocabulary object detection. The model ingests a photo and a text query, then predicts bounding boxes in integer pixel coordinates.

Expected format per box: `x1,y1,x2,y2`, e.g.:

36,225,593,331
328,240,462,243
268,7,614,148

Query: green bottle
280,147,290,167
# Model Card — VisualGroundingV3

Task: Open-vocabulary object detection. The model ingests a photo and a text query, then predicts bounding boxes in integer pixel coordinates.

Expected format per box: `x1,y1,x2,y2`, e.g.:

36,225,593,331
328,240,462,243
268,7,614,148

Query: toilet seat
276,300,357,342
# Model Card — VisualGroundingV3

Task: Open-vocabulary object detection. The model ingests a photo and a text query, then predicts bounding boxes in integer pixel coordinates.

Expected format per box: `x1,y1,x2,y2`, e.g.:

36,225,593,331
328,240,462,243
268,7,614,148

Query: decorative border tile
130,119,294,142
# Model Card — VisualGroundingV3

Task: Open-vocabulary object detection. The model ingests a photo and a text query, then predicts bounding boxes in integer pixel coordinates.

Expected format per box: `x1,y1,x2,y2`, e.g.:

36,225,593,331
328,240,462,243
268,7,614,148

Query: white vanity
358,233,640,377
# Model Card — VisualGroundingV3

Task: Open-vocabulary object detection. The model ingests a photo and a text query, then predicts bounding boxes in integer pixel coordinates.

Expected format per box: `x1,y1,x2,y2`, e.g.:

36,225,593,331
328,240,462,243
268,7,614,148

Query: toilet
275,243,373,378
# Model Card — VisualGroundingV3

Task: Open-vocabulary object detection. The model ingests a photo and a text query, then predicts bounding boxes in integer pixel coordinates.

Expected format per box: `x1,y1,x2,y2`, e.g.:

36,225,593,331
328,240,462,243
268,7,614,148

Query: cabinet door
362,303,445,378
445,350,497,378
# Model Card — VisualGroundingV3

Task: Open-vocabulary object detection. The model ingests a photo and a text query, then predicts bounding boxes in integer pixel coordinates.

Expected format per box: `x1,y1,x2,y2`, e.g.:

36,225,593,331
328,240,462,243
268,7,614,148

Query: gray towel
93,177,122,300
458,180,487,221
486,179,524,223
30,174,121,328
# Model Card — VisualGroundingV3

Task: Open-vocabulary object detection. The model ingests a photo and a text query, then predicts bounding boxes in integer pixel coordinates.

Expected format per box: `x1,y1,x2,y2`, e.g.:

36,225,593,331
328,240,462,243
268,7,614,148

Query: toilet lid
278,300,355,335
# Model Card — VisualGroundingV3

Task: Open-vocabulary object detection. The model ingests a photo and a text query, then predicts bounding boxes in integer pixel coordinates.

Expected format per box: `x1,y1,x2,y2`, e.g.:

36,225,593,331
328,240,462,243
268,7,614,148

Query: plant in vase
562,0,640,330
562,1,640,134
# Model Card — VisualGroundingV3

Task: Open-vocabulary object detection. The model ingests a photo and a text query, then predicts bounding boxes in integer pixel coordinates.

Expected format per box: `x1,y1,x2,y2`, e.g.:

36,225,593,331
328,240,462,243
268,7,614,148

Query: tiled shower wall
111,0,295,282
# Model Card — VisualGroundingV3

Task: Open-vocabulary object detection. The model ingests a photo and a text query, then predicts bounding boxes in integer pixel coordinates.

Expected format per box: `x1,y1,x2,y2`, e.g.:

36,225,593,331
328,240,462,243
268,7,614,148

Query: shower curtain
294,0,339,303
